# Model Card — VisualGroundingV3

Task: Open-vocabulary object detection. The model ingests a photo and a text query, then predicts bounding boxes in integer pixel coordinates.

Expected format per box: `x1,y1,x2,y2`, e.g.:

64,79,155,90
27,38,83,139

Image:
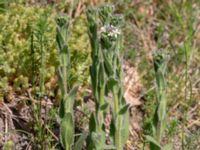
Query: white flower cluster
100,25,121,38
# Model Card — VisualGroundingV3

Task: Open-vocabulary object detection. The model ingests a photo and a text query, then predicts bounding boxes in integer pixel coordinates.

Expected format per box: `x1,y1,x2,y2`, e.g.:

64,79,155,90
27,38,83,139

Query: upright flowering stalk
56,15,78,150
86,5,129,150
86,7,109,150
146,50,172,150
99,6,129,150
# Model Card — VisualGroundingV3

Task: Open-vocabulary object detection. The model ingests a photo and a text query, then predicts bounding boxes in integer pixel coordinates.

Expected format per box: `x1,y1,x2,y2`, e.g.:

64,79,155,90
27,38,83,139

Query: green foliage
56,15,70,95
60,113,74,150
74,132,88,150
99,5,129,150
146,50,171,150
0,0,6,12
3,141,14,150
56,15,79,150
0,3,57,94
86,7,107,150
0,2,90,96
29,11,54,150
86,5,129,150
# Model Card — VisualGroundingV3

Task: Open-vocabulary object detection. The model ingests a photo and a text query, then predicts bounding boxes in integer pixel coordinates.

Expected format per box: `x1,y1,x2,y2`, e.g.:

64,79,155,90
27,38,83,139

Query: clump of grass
31,12,52,150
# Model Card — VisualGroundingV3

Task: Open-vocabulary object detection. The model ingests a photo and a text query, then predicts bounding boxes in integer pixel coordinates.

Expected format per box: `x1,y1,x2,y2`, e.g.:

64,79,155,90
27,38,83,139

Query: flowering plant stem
146,50,172,150
86,5,129,150
56,15,78,150
86,7,108,150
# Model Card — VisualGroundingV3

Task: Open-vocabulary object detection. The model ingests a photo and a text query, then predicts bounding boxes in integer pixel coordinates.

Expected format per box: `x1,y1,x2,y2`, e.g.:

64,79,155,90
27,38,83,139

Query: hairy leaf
60,113,74,150
74,133,88,150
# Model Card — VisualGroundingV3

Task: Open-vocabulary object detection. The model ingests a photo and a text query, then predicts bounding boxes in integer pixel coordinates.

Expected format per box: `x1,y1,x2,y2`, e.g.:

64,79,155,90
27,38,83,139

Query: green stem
113,88,121,150
66,145,70,150
99,87,105,106
156,122,161,143
40,35,46,150
97,87,105,129
63,61,68,94
40,35,45,95
113,88,119,118
115,119,121,150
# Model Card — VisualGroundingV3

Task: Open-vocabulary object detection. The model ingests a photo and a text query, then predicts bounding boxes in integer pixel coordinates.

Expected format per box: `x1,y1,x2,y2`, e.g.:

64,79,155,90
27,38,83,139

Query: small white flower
100,26,106,33
100,24,121,39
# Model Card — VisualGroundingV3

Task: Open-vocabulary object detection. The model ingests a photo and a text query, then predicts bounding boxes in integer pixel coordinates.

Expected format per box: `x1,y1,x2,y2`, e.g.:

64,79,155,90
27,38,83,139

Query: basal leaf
91,131,106,150
64,86,79,113
60,113,74,150
158,98,167,121
74,132,88,150
116,110,129,147
146,135,161,148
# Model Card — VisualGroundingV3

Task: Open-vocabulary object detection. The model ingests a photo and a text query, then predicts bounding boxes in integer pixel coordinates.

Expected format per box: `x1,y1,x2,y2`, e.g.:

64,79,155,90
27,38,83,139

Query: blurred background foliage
0,0,91,98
